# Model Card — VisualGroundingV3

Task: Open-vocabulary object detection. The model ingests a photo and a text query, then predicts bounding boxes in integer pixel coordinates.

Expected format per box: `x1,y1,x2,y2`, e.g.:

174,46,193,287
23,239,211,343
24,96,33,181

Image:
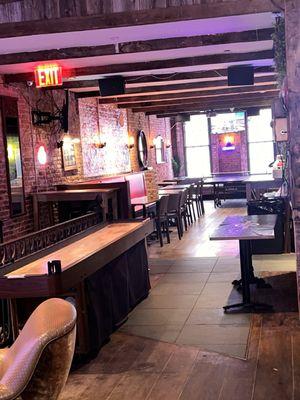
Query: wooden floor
148,199,247,258
61,200,299,400
61,313,300,400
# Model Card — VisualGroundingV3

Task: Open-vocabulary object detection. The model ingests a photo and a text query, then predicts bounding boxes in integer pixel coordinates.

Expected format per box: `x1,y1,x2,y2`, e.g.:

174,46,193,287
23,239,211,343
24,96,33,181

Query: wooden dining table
210,214,277,313
158,188,186,196
161,184,191,190
131,196,158,218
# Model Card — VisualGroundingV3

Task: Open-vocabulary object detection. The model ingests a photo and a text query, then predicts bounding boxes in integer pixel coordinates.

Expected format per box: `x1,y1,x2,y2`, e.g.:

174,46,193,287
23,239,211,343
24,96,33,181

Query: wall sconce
222,135,235,151
92,134,106,149
150,138,157,149
37,145,47,165
57,134,80,149
126,136,135,149
165,140,171,149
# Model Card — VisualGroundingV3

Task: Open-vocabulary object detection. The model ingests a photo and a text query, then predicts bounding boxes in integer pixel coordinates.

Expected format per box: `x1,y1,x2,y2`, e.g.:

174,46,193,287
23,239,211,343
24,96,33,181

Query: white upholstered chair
0,298,76,400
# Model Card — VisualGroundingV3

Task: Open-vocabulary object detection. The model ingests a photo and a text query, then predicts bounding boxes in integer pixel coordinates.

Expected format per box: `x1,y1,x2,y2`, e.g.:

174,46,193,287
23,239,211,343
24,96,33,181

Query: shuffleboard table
0,218,152,355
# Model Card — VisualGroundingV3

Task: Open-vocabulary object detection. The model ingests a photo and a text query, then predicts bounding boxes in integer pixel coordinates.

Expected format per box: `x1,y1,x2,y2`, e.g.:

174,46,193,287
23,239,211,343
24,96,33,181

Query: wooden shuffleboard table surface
0,219,153,298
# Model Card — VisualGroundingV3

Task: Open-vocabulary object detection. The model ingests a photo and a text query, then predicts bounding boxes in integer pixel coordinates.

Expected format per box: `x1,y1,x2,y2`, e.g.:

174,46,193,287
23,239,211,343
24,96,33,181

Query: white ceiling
0,12,274,55
0,40,273,74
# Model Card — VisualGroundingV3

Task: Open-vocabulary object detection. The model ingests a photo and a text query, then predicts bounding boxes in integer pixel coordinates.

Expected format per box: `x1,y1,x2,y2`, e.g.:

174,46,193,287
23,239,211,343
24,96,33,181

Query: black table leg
232,241,272,290
224,240,273,313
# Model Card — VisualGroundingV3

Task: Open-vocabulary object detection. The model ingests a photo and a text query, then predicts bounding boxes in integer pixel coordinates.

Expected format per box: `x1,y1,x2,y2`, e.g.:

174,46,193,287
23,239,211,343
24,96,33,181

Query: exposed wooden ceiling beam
132,92,277,113
0,1,283,39
4,49,274,83
117,87,279,109
53,66,274,90
125,66,274,84
75,75,276,99
0,28,273,66
156,107,270,117
134,95,276,114
118,28,273,53
100,83,277,105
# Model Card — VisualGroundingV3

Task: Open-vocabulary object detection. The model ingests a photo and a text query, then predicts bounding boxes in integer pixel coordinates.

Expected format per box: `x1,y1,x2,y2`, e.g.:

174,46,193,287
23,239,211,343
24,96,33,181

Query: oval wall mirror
137,130,148,169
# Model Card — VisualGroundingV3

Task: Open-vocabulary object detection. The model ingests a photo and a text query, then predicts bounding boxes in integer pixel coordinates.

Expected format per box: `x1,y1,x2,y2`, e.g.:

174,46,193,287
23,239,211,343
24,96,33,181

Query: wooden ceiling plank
74,75,276,99
4,49,274,83
0,28,273,66
133,95,276,114
100,82,277,104
124,66,274,84
132,92,277,112
0,1,283,39
116,87,279,108
144,99,274,115
54,66,274,89
118,28,274,53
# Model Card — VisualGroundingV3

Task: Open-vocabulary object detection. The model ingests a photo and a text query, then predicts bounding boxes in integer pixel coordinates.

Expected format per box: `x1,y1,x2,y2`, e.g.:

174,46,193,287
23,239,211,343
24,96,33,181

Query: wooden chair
155,195,170,247
187,185,196,222
192,180,205,217
167,192,183,240
0,298,76,400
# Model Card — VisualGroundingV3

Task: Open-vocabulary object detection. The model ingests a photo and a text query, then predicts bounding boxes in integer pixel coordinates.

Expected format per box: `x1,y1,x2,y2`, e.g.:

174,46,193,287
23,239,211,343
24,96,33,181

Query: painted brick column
170,118,186,176
285,0,300,311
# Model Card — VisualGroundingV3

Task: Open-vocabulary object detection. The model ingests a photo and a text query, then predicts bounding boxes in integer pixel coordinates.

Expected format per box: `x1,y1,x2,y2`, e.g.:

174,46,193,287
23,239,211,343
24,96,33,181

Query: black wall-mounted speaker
247,107,260,117
227,65,254,86
98,76,125,97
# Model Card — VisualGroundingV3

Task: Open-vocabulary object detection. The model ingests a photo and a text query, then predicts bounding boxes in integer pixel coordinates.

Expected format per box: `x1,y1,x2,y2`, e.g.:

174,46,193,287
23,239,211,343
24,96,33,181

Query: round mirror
137,130,148,169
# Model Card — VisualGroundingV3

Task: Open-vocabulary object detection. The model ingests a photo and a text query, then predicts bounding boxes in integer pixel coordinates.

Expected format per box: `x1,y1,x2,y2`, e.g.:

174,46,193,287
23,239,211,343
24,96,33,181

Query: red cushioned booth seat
85,172,146,201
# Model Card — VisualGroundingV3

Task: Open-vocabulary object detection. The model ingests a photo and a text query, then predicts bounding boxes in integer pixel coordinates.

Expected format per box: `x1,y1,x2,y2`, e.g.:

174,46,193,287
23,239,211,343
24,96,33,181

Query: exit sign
34,64,63,88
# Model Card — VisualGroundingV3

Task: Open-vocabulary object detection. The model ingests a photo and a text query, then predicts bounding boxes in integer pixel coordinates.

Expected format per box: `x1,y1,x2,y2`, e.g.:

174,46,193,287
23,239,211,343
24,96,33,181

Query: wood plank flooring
61,312,300,400
61,200,299,400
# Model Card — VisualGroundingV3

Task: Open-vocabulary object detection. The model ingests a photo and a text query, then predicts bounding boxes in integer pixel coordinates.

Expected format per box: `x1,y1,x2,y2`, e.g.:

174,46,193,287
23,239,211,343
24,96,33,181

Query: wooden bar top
32,189,117,202
6,221,150,278
210,215,277,241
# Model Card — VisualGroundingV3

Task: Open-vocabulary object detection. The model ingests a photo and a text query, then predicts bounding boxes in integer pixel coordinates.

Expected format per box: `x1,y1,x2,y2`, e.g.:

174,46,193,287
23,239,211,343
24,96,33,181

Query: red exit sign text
34,64,63,88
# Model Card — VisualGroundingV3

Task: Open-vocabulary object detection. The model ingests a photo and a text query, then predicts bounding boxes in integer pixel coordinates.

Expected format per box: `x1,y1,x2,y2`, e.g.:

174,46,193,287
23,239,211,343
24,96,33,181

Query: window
210,112,245,134
247,109,274,174
154,135,165,164
184,115,211,177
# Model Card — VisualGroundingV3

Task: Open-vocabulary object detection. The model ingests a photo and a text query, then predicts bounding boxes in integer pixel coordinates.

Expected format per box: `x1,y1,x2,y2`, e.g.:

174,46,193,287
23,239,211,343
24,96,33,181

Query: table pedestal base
224,240,272,314
224,302,273,313
232,277,272,291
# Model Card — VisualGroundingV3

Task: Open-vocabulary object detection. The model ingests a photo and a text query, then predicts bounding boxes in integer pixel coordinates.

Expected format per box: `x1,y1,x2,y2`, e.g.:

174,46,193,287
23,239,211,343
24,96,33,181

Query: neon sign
34,64,63,88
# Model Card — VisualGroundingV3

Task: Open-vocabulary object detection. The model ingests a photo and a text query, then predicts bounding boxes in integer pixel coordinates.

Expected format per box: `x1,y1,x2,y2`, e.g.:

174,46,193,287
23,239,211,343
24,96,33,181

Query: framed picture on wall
61,143,77,171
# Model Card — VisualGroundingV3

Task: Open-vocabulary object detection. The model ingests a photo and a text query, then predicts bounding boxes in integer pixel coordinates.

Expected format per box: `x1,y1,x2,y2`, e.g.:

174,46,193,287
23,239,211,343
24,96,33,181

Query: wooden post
285,0,300,312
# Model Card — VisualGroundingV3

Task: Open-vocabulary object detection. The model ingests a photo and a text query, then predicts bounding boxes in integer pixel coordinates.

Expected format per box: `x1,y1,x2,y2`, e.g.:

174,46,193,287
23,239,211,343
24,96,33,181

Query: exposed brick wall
0,80,84,241
126,110,173,197
0,83,174,241
79,99,130,177
210,132,249,173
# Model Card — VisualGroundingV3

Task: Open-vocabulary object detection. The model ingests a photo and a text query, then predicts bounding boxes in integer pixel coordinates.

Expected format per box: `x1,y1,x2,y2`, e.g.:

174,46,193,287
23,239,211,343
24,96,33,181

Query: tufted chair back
0,298,76,400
